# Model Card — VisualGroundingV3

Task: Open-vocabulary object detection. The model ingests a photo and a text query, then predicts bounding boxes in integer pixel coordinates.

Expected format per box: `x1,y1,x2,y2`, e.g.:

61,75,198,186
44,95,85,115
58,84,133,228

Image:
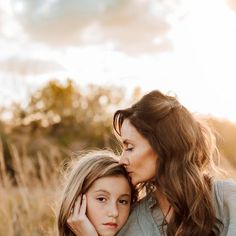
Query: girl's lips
103,222,118,228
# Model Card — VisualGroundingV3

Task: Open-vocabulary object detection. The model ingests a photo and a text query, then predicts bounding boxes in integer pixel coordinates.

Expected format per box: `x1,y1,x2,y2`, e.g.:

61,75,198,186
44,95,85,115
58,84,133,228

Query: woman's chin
131,178,140,186
130,174,146,186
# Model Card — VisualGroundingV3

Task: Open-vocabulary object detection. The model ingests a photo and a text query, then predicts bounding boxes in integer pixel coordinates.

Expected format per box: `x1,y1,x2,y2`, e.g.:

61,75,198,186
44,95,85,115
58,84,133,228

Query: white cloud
9,0,174,54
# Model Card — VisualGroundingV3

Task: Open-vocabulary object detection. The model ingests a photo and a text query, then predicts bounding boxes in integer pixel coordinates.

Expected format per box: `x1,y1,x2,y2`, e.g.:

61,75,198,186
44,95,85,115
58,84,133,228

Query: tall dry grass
0,138,64,236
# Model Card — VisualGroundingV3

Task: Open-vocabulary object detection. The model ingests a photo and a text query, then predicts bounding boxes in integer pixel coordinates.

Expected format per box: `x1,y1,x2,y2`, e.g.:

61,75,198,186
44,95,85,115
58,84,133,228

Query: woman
113,90,236,236
57,150,137,236
68,90,236,235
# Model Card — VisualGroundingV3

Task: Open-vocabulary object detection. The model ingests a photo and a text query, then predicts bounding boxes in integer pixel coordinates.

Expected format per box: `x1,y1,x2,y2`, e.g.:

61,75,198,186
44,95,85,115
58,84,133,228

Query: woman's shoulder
213,179,236,204
213,179,236,198
213,179,236,234
213,179,236,219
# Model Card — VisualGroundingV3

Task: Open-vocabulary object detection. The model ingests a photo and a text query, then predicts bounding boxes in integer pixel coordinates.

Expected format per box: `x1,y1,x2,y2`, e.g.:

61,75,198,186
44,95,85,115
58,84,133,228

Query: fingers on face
73,194,82,217
67,194,81,224
67,194,87,224
79,194,86,216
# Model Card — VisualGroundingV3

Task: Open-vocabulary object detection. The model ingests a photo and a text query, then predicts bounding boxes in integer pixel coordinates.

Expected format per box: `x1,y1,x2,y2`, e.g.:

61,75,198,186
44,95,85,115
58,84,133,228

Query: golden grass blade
0,137,10,188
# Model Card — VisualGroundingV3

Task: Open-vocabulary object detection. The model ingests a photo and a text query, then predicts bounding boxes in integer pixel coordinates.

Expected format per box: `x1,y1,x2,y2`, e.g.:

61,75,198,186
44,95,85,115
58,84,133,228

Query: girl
57,150,136,236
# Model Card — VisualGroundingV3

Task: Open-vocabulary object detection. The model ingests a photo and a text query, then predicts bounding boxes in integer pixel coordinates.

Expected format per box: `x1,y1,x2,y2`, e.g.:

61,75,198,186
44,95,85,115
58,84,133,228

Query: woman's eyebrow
123,140,128,145
123,139,132,145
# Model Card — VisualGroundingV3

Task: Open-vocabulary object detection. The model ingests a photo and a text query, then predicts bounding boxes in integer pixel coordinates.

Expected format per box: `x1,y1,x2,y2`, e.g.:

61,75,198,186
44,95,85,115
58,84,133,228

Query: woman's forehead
120,119,143,142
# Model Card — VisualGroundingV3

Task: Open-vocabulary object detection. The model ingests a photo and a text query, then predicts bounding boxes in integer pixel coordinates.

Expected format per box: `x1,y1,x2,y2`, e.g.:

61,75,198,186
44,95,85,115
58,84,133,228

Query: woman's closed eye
124,144,134,152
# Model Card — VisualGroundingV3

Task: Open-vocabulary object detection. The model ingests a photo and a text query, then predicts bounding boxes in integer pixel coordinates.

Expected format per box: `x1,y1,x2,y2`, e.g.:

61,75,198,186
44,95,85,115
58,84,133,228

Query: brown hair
113,90,223,236
57,150,137,236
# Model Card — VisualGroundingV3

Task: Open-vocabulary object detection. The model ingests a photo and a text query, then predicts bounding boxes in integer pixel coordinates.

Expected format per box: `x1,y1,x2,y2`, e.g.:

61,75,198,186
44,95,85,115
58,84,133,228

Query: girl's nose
108,203,119,218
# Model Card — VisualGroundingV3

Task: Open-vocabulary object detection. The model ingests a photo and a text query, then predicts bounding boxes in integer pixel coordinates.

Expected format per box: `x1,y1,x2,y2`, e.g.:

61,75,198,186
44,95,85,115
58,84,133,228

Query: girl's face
120,119,158,185
86,175,131,236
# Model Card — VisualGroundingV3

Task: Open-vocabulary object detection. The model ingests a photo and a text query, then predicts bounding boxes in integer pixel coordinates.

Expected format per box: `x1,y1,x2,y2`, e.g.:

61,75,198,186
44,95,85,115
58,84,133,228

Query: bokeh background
0,0,236,235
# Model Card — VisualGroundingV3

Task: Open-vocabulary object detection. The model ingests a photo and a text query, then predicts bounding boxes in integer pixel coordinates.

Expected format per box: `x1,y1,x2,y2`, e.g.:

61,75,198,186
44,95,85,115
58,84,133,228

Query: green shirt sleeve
222,180,236,235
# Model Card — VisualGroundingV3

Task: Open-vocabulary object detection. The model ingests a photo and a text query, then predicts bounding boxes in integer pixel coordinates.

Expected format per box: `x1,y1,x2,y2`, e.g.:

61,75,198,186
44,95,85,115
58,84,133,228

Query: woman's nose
119,153,129,165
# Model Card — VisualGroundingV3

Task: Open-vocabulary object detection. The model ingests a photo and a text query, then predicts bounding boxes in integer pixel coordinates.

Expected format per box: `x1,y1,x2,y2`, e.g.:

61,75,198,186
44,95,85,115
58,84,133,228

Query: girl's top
117,180,236,236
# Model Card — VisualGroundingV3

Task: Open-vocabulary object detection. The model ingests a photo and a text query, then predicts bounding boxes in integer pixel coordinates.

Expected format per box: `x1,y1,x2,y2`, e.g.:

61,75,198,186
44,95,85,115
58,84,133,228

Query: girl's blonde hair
57,150,136,236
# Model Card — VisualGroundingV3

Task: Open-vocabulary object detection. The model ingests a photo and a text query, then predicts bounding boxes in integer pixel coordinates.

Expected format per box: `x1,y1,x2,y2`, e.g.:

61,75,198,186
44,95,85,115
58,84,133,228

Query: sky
0,0,236,122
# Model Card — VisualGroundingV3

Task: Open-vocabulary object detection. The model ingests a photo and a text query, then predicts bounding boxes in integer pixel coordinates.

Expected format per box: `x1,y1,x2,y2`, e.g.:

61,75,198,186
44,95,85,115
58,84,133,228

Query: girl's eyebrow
95,190,131,197
95,189,110,194
120,194,131,197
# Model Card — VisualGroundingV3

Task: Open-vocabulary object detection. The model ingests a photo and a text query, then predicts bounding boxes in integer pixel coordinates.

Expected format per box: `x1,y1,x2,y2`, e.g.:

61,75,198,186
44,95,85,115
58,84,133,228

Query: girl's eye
119,199,129,205
97,197,107,202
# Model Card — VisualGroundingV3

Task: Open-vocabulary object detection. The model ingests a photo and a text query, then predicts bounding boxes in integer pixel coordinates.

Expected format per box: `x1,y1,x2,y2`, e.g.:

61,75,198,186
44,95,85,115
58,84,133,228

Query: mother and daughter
57,90,236,236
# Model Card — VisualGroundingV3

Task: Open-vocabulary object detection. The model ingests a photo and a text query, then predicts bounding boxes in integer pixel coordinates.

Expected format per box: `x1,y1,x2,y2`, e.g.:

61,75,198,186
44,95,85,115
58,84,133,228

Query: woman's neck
154,189,173,222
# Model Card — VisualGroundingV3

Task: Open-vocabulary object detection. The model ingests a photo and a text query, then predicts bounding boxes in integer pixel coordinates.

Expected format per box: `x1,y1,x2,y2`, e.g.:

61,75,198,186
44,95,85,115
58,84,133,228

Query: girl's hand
67,194,98,236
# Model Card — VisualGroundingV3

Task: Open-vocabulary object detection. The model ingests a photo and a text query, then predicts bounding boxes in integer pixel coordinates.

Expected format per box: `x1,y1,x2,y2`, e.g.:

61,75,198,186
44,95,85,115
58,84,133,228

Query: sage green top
117,180,236,236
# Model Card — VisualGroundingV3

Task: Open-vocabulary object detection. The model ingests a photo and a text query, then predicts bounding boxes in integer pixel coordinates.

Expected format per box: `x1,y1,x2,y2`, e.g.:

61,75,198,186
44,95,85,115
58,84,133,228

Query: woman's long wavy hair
57,150,137,236
113,90,223,236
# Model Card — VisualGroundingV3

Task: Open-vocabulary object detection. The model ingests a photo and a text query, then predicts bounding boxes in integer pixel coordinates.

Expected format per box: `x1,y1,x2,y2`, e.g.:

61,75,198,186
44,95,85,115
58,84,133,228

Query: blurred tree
11,79,125,150
26,79,76,125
